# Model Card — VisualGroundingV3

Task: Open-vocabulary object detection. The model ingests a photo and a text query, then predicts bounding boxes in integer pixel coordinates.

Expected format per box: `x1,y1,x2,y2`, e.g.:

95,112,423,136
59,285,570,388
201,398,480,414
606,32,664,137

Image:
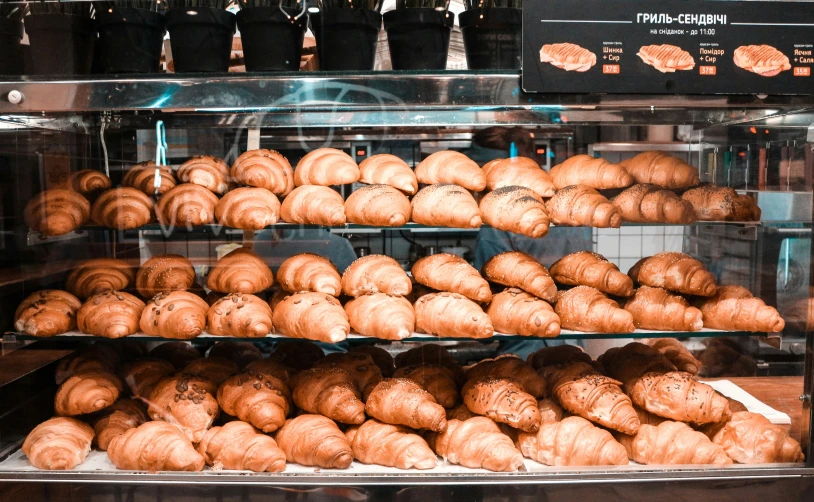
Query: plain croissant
136,254,196,298
518,416,628,466
617,421,733,465
426,417,525,472
275,414,354,468
465,356,546,399
92,398,148,451
527,345,592,370
628,252,718,297
555,286,635,333
156,183,219,228
482,156,555,198
549,251,634,297
277,253,341,295
231,149,294,197
692,285,785,332
681,185,761,221
358,154,418,195
107,421,205,471
620,151,700,190
488,288,561,337
294,148,360,186
482,251,557,302
412,253,492,302
612,184,696,224
626,371,731,424
550,155,634,190
140,290,208,339
414,292,494,339
23,417,94,470
411,184,482,228
546,185,622,228
91,187,154,229
55,369,123,416
214,187,280,230
217,371,290,433
55,169,111,198
347,419,438,469
121,358,175,398
273,291,350,342
207,247,274,294
77,291,145,338
479,186,550,238
415,150,486,191
67,258,134,299
280,185,346,225
148,373,220,442
24,189,90,236
393,364,459,408
624,286,703,331
290,367,366,424
177,155,231,194
366,378,448,432
462,376,541,432
122,161,176,195
14,289,81,337
314,352,383,398
345,184,412,226
342,254,412,297
345,293,415,340
207,293,274,338
647,338,701,375
198,421,286,472
708,411,804,463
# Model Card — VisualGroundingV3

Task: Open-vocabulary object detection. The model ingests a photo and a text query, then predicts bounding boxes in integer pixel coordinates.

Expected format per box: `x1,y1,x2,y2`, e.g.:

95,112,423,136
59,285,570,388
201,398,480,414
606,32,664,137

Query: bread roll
207,293,274,338
177,155,231,194
215,187,280,230
479,186,549,238
136,254,196,298
66,258,135,299
482,156,555,198
358,154,418,195
231,149,294,196
140,290,209,339
77,291,146,338
277,253,341,295
280,185,346,226
122,161,177,195
415,151,486,191
341,254,412,297
156,183,218,228
411,184,482,228
90,187,154,229
294,148,360,186
14,290,81,337
206,247,274,294
24,189,90,236
345,184,411,227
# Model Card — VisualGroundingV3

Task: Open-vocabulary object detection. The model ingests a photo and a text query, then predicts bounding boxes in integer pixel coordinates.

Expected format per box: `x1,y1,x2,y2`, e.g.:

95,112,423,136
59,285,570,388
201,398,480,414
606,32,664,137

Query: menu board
522,0,814,94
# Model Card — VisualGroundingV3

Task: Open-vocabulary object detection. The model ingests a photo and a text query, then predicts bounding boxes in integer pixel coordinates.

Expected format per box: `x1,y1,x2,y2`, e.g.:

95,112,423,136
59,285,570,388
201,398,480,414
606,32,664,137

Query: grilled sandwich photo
637,44,696,73
540,43,597,72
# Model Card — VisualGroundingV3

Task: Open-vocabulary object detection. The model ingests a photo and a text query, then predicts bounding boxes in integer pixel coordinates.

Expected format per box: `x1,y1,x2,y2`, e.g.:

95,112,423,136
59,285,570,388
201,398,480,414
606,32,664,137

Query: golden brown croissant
646,338,701,375
550,251,634,297
527,345,592,370
207,247,274,294
518,416,628,466
55,345,119,385
415,150,486,191
122,161,176,195
121,358,175,398
177,155,231,194
598,342,677,385
217,372,290,433
14,289,81,337
280,185,346,225
148,341,203,369
628,252,718,297
315,352,383,397
540,362,639,434
482,156,555,198
208,341,263,368
612,184,696,224
231,149,294,197
708,411,804,463
347,419,438,469
617,421,732,465
488,288,561,338
550,155,634,190
479,186,550,238
22,417,94,470
198,420,287,472
350,345,395,378
271,340,324,371
54,169,111,198
620,151,700,190
91,398,147,451
156,183,219,228
55,369,123,416
546,185,622,228
294,148,360,186
681,185,761,221
426,417,524,472
214,187,280,230
148,373,219,442
290,367,366,424
555,286,634,333
626,371,731,424
275,414,353,468
482,251,557,302
24,189,90,236
393,364,459,408
183,357,239,386
358,154,418,195
77,291,145,338
107,421,205,471
366,378,448,431
140,290,208,339
136,254,196,298
273,291,349,342
346,293,415,340
462,376,541,432
207,293,273,338
277,253,341,295
411,184,482,228
342,254,411,297
466,356,547,399
90,187,154,229
66,258,134,299
692,285,785,332
623,286,703,331
412,253,491,303
414,292,494,339
345,184,412,226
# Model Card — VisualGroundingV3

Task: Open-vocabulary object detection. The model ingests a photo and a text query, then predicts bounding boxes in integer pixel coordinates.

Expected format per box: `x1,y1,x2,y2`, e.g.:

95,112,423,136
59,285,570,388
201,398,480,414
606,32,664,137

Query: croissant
346,293,415,340
24,189,90,236
148,341,202,369
22,417,94,470
692,285,785,332
412,253,491,303
55,369,122,416
294,148,360,186
482,251,557,302
139,290,208,339
107,421,205,471
358,154,418,195
624,286,703,331
709,411,804,463
290,367,366,424
481,156,555,198
555,286,634,333
415,150,486,191
231,149,294,197
463,376,541,432
342,254,411,297
214,187,280,230
550,155,634,190
207,247,274,294
598,342,677,385
244,358,291,384
682,185,761,221
14,289,81,337
177,155,231,194
393,364,459,408
217,371,290,432
77,291,145,338
183,357,239,386
66,258,134,299
315,352,383,398
346,419,437,469
271,340,324,372
156,183,219,228
479,186,550,238
366,378,447,431
395,343,463,379
208,341,263,368
612,184,696,224
466,356,546,399
546,185,622,228
273,292,349,342
411,184,482,228
527,345,592,370
627,371,731,424
518,416,628,466
549,251,634,297
280,185,346,225
345,184,411,226
488,288,561,338
55,345,119,385
350,345,395,378
618,421,732,465
207,293,273,338
136,254,195,298
148,373,219,442
91,398,148,451
122,161,176,195
414,292,494,339
628,252,718,297
426,417,524,472
121,358,175,398
198,420,286,472
620,151,700,190
275,414,353,468
55,169,111,198
89,187,153,230
277,253,341,295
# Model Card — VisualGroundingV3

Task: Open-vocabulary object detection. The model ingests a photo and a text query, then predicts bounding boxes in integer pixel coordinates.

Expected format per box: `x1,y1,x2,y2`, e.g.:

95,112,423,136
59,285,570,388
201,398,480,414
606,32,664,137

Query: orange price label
699,66,717,76
603,64,620,74
794,67,811,76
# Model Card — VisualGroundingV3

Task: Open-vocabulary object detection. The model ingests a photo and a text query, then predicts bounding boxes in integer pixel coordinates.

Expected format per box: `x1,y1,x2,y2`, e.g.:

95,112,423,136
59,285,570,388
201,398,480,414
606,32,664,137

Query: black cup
25,14,96,76
236,7,307,72
384,8,453,70
459,7,521,70
97,7,166,74
311,9,382,71
166,7,236,73
0,17,23,76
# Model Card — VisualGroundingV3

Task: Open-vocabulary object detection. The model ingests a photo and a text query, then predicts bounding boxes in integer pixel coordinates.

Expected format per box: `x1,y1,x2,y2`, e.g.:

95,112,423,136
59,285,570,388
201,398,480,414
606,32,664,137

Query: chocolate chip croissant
14,289,81,337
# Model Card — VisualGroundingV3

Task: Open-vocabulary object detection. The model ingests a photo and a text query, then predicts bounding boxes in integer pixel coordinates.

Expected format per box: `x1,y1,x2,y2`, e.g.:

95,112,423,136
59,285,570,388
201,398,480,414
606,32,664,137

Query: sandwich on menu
733,45,791,77
637,44,696,73
540,43,597,72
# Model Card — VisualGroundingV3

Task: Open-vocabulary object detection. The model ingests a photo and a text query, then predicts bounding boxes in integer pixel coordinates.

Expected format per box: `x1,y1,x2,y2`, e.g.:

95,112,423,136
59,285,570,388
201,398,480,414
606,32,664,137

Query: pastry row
22,339,803,473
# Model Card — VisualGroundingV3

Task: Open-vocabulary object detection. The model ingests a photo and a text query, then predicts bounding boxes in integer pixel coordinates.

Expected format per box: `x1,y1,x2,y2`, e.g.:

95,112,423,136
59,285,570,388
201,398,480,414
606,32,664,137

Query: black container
458,7,521,70
384,8,452,70
96,7,166,74
311,9,382,71
166,7,236,73
236,7,307,72
0,17,23,75
25,14,96,76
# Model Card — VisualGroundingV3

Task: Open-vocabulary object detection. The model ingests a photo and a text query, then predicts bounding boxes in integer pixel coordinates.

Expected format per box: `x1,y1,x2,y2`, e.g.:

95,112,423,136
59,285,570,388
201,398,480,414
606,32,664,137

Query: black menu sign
522,0,814,94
